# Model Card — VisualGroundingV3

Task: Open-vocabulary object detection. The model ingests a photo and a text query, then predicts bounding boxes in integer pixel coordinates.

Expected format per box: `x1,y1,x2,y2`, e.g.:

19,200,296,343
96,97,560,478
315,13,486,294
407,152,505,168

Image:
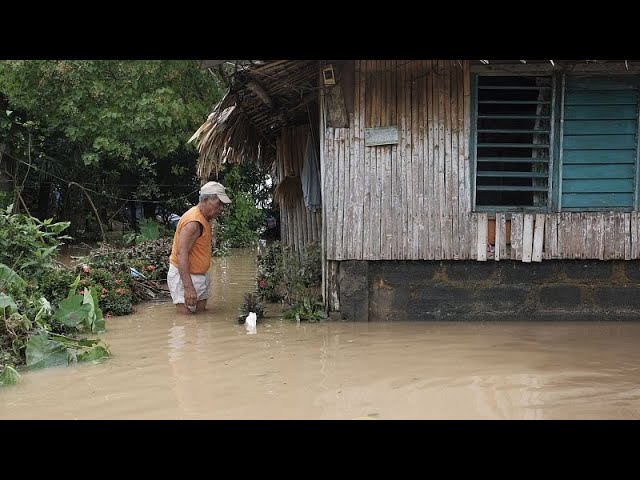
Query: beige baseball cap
200,181,232,203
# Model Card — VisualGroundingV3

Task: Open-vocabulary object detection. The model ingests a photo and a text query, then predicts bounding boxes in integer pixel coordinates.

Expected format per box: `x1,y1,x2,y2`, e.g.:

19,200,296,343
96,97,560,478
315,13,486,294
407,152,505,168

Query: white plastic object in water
245,312,257,334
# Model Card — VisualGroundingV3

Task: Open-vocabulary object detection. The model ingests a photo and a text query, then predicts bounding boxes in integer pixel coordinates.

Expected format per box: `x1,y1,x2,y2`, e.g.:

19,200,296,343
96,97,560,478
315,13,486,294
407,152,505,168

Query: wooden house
192,60,640,321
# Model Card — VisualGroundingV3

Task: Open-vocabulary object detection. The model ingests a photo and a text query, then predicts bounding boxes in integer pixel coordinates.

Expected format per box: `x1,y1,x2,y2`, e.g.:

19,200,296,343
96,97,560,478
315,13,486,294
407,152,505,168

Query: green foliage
219,162,273,210
124,218,166,245
86,237,171,281
0,61,221,166
25,331,69,369
220,191,264,248
0,61,225,244
73,265,134,317
256,241,285,302
283,297,327,323
25,331,109,370
0,292,18,313
76,237,172,315
255,241,325,322
0,209,71,278
2,272,111,382
0,365,20,385
0,192,11,210
215,163,273,248
0,263,26,290
37,268,78,307
139,218,160,241
256,241,322,304
53,285,105,333
0,208,110,382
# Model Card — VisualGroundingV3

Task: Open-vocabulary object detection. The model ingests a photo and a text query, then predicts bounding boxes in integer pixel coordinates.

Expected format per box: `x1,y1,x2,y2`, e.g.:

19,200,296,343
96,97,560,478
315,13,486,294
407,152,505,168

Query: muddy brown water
2,249,640,419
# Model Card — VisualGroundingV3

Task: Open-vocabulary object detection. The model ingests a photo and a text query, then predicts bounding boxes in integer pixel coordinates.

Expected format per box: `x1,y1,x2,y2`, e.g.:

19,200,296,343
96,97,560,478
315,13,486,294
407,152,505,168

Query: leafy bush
283,297,327,323
84,237,172,281
220,191,264,248
0,192,11,210
2,263,110,382
123,218,173,245
38,268,78,307
256,241,322,304
76,237,172,314
74,265,134,316
256,241,285,302
0,207,71,278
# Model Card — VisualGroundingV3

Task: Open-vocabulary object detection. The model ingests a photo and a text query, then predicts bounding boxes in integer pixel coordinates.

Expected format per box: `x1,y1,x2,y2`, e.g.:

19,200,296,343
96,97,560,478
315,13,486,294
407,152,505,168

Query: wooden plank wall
323,60,475,261
320,60,640,262
478,212,638,262
276,125,322,252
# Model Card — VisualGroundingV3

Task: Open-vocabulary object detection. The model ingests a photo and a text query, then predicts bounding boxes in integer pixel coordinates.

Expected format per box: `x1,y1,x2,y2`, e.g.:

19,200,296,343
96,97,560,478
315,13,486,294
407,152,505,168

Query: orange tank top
169,206,212,274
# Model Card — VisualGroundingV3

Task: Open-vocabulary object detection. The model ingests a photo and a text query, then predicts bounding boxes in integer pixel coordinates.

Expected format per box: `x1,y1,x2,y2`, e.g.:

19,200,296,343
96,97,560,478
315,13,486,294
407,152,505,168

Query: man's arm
176,221,201,307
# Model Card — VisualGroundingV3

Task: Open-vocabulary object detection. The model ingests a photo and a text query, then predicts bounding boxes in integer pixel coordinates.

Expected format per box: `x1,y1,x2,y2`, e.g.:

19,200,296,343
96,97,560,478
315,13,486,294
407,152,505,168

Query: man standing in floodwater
167,181,231,314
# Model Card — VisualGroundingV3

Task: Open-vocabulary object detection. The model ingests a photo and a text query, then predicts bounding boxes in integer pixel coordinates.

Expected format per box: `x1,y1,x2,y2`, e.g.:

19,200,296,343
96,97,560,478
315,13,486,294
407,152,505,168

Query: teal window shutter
561,77,638,210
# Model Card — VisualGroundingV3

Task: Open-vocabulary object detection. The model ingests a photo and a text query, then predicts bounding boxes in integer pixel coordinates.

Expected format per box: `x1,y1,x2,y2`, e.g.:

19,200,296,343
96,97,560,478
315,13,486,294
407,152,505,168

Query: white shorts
167,264,211,304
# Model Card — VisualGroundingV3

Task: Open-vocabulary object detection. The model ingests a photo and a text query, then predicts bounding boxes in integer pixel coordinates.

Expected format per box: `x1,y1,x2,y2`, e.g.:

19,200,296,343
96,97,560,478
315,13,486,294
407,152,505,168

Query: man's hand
184,284,197,310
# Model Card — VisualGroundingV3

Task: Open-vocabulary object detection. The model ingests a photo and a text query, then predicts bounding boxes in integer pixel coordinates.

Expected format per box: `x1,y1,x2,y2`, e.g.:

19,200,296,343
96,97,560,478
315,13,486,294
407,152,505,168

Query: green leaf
0,263,27,289
0,292,17,314
84,287,105,332
0,365,20,385
68,274,81,299
77,345,110,362
78,338,100,347
25,332,70,369
139,218,159,241
47,221,70,234
54,295,91,328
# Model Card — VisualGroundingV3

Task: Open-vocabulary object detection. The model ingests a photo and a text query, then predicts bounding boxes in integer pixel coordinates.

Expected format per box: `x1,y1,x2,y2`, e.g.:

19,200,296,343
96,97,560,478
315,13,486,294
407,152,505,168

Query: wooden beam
471,62,640,75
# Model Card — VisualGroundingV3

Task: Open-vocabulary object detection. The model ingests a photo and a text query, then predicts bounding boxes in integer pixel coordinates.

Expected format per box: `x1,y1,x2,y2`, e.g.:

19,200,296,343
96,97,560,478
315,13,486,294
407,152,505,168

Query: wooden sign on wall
365,126,399,146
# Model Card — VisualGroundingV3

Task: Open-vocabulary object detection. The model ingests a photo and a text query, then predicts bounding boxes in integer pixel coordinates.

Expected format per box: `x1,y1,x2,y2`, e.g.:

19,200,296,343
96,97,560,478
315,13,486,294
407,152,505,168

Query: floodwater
2,249,640,420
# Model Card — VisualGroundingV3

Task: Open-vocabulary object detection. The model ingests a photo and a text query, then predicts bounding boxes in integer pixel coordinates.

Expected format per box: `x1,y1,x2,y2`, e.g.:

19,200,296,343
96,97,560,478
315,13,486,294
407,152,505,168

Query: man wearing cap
167,181,232,314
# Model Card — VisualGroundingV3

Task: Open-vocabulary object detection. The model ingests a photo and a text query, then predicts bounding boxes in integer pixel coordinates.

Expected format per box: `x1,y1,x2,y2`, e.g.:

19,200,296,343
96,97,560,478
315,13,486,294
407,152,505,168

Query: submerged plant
283,296,327,323
237,291,265,324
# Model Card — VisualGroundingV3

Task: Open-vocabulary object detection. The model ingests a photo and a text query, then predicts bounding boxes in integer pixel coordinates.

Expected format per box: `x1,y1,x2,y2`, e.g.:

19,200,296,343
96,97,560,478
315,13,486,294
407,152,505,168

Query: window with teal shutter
560,77,639,210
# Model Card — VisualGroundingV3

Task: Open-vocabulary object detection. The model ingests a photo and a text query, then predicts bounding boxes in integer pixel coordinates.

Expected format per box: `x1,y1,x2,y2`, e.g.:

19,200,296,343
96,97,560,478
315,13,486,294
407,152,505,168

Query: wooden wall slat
532,214,545,262
632,212,639,259
522,213,534,263
477,212,488,261
427,60,438,260
624,212,632,260
419,62,429,259
443,60,453,260
411,60,420,260
511,213,524,261
450,61,460,259
383,60,393,259
371,61,382,259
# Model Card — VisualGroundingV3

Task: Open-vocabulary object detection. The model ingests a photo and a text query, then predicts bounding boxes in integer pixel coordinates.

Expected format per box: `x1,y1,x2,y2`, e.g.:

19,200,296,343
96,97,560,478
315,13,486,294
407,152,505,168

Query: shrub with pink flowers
74,266,134,316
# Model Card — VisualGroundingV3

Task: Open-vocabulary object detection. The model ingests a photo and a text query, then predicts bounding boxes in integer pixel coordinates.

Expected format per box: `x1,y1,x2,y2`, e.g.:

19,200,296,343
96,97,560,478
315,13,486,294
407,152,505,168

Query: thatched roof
190,60,319,179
